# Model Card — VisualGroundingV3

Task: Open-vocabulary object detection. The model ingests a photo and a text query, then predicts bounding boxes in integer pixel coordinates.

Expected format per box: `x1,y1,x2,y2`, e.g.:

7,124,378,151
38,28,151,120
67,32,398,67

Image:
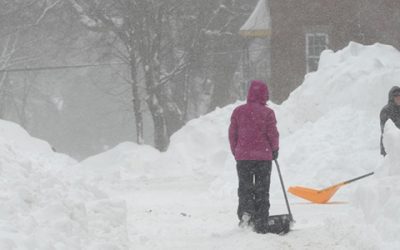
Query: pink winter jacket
229,80,279,160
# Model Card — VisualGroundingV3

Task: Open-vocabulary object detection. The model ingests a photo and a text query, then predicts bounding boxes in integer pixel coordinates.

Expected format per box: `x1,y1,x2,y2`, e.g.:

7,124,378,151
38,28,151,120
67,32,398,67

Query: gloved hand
272,150,279,160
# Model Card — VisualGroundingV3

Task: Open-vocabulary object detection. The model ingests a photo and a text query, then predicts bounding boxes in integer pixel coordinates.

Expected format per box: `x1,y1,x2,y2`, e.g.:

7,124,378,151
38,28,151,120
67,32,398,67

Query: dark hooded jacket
380,86,400,156
229,80,279,160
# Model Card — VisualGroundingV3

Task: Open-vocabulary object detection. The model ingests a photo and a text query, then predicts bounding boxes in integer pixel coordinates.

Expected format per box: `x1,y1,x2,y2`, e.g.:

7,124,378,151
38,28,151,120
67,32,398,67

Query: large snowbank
273,42,400,248
277,42,400,249
0,120,77,249
0,121,130,249
279,42,400,133
275,42,400,186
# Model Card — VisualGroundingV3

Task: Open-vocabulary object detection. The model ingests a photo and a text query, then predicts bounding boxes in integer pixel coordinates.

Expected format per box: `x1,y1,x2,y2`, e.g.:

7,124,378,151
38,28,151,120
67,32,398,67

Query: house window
306,33,328,72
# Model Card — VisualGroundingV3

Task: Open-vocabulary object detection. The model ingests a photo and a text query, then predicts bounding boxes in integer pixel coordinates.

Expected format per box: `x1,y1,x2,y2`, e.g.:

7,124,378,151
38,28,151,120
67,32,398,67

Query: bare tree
69,0,198,150
0,0,63,124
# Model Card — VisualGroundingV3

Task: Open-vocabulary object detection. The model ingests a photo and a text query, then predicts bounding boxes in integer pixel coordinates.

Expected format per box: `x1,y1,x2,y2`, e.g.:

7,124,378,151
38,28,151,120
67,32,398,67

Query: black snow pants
236,160,272,231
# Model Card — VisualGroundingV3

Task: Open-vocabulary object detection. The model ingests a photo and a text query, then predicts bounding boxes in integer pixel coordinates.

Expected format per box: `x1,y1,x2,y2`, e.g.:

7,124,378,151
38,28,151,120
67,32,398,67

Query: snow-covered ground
1,42,400,249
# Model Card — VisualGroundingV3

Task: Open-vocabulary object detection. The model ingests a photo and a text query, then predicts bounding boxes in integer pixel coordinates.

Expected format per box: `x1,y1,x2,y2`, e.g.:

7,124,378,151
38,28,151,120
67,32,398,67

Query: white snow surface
1,42,400,249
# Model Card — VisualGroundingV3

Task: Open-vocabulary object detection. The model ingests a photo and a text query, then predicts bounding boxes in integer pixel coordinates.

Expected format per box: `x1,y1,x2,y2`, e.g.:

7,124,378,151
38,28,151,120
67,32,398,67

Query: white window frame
305,33,329,73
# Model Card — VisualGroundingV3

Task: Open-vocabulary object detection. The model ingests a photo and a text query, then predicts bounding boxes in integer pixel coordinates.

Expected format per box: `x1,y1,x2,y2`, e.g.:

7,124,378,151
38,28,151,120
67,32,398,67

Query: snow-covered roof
239,0,271,37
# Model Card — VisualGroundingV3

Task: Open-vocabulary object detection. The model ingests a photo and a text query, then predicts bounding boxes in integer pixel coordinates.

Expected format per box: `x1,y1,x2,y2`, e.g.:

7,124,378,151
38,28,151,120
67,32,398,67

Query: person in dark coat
228,80,279,234
380,86,400,156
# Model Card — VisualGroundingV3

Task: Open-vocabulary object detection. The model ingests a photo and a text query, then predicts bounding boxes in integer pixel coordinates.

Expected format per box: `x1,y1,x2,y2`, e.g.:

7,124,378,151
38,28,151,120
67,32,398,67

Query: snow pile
165,106,235,177
0,120,65,158
0,120,129,249
73,104,237,176
75,142,160,188
276,42,400,186
279,42,400,134
275,42,400,248
353,120,400,250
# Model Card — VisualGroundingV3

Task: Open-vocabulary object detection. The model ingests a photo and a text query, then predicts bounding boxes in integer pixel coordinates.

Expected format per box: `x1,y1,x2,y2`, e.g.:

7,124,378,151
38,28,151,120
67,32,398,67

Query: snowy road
120,175,371,250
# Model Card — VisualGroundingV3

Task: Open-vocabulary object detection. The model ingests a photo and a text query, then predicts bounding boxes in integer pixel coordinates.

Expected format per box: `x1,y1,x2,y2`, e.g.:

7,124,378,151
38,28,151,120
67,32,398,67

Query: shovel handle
274,160,294,222
343,172,374,185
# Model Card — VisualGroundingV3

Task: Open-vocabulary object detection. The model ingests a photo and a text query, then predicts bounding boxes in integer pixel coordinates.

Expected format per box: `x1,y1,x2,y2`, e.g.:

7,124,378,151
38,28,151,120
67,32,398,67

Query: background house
241,0,400,103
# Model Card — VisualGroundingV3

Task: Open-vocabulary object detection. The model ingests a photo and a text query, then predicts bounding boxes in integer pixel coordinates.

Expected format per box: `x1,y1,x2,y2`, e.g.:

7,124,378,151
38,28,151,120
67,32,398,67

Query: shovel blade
288,172,374,204
288,184,342,204
268,214,292,235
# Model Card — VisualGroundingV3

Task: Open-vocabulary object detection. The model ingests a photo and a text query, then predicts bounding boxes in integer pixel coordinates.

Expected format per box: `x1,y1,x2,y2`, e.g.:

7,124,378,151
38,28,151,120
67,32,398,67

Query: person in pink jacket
229,80,279,234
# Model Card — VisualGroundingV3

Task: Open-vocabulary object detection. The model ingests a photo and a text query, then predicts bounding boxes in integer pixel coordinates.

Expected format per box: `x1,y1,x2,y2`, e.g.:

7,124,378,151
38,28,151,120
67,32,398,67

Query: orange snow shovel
288,172,374,204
